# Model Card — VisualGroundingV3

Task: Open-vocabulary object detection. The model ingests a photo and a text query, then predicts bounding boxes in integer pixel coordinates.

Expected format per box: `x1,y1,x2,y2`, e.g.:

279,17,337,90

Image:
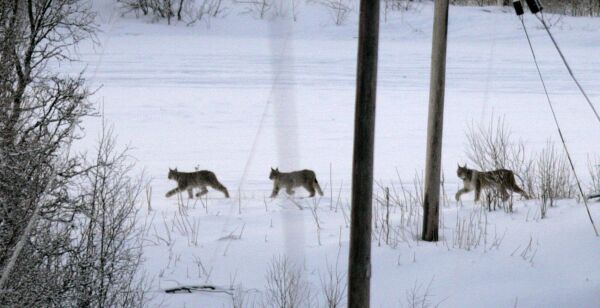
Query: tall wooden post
347,0,379,307
422,0,449,242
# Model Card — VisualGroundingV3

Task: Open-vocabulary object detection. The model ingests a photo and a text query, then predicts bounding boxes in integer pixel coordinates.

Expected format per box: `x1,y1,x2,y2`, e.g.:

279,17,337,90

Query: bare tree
1,0,96,284
68,125,147,307
0,0,146,306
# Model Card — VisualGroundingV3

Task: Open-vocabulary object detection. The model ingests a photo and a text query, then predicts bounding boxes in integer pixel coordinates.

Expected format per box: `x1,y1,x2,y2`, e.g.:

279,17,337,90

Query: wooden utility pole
347,0,379,307
422,0,449,242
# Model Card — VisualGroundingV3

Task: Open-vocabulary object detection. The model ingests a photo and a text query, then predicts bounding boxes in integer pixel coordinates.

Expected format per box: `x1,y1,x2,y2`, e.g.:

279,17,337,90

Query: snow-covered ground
66,1,600,306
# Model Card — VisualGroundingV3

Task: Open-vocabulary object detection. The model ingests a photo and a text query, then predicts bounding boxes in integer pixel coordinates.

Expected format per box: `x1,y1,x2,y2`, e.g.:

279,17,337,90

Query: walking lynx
269,168,323,198
455,164,529,202
166,168,230,199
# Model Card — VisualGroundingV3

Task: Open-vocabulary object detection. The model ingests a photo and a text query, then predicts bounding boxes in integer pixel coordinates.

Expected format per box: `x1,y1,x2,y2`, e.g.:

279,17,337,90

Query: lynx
165,168,230,199
269,167,323,198
455,164,529,202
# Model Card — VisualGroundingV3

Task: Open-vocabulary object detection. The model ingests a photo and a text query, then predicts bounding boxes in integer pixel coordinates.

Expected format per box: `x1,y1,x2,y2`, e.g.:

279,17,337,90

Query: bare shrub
186,0,228,25
232,283,262,308
511,234,539,266
384,0,416,12
233,0,298,20
312,0,353,25
451,206,504,251
373,170,454,246
374,172,425,247
535,0,600,16
536,141,574,218
587,155,600,197
117,0,227,24
235,0,272,19
69,126,147,307
264,255,311,308
403,278,440,308
319,256,346,308
383,0,423,22
450,0,509,6
451,0,600,16
466,117,524,173
118,0,176,23
452,208,486,251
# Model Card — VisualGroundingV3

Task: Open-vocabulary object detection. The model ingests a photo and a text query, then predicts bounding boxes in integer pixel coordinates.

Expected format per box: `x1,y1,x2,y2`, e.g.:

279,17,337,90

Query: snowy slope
65,1,600,306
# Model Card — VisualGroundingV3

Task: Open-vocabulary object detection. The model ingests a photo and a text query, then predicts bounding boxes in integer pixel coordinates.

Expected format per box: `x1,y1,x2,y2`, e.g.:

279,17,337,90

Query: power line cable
535,11,600,126
518,14,598,236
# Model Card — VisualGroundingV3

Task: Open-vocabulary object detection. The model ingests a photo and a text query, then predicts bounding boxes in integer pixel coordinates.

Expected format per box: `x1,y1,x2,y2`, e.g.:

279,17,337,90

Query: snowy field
65,1,600,306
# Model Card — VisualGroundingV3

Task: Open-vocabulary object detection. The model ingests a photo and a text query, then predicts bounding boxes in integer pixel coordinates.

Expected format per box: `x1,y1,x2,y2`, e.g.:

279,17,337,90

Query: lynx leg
474,186,481,202
285,185,295,195
499,187,510,201
474,180,485,202
303,183,316,197
512,186,530,199
509,176,530,199
187,188,194,199
455,188,470,201
195,186,209,198
165,187,182,198
210,181,230,198
270,184,280,198
313,179,324,196
491,182,509,201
